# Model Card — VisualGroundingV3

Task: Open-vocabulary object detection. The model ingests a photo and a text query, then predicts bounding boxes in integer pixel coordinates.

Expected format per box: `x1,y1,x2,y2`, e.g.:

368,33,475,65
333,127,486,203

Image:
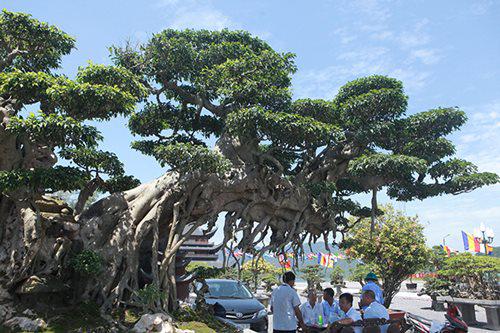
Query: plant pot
406,283,417,290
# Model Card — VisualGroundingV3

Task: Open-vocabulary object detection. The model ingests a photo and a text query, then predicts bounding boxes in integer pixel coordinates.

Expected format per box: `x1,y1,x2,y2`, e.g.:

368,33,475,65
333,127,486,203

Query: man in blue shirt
270,271,307,333
322,287,344,324
361,273,384,309
361,290,390,333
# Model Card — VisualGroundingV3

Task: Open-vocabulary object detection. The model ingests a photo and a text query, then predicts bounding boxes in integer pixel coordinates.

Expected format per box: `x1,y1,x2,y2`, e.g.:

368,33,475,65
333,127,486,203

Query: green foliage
290,99,339,124
71,250,102,276
60,147,124,177
134,284,165,309
139,29,295,110
129,102,223,139
262,273,280,292
333,75,407,128
345,204,430,307
300,265,324,291
0,69,139,120
227,107,343,149
186,262,233,280
76,61,148,100
105,175,141,193
348,264,372,286
241,258,280,291
0,10,75,72
7,112,102,148
427,245,448,272
47,79,137,120
437,253,499,299
0,166,89,194
154,143,231,175
421,276,451,297
330,266,344,285
173,307,238,333
348,153,428,183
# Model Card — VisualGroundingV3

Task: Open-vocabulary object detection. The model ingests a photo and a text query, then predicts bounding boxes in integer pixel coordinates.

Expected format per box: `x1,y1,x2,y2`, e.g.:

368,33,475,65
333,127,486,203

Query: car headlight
255,309,267,318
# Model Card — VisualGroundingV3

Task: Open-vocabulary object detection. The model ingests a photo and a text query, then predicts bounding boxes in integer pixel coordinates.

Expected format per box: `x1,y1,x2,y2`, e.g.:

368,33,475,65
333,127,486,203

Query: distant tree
330,266,344,285
301,265,324,292
348,263,373,287
427,245,448,272
345,205,430,307
241,258,279,291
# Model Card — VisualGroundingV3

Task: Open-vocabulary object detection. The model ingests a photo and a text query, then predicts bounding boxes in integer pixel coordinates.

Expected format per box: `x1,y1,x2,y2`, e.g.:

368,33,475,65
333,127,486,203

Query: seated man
361,273,384,309
322,287,344,324
361,290,389,333
337,293,362,333
300,290,326,331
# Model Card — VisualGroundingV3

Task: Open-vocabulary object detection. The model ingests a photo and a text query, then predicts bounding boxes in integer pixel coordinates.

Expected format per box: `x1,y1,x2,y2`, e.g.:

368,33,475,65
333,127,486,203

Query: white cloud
470,0,494,15
410,49,442,65
456,100,500,174
155,0,233,30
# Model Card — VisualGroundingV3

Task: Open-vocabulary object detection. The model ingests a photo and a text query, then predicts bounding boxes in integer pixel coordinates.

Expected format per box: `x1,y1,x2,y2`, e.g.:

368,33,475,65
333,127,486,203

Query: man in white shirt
338,293,362,333
270,271,307,333
300,289,325,329
361,290,390,333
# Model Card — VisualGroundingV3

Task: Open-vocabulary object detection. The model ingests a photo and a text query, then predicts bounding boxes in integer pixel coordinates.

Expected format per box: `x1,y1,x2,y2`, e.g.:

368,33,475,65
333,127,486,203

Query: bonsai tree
241,258,279,291
0,9,498,314
427,245,449,272
330,266,344,285
438,253,500,300
301,265,324,292
345,205,431,307
262,273,280,293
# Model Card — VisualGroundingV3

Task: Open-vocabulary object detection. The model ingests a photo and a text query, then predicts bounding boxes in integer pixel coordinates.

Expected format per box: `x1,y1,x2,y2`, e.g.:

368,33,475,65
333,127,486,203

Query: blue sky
3,0,499,249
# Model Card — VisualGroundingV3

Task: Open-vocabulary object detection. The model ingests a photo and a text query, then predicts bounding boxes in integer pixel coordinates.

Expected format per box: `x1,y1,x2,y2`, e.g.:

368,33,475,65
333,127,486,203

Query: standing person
270,271,307,333
300,289,325,330
338,293,362,333
361,290,389,333
322,288,344,324
361,273,384,308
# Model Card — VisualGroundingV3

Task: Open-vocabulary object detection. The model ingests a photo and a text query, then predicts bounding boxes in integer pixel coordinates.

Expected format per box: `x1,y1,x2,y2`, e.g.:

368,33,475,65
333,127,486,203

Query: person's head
283,271,296,286
365,272,378,283
339,293,354,312
307,289,317,304
361,290,376,307
323,287,335,304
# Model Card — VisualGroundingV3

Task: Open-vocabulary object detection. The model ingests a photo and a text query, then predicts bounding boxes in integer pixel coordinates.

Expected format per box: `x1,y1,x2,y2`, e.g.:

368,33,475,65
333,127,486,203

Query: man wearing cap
361,273,384,309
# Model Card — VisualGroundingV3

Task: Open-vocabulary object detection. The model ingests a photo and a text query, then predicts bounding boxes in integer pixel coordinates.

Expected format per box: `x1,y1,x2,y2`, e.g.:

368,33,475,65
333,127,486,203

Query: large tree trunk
0,133,329,313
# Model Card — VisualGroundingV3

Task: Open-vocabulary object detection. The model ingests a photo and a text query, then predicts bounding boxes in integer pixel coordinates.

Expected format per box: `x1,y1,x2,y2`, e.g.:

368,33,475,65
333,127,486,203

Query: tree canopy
0,10,498,313
345,205,430,307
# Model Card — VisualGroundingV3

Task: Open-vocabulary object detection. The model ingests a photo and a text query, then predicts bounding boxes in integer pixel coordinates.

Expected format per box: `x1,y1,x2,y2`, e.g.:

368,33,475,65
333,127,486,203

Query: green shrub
71,250,102,276
135,284,165,309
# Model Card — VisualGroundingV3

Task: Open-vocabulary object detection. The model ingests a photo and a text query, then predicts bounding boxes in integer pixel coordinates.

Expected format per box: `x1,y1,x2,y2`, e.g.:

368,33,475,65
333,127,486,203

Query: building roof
183,226,217,238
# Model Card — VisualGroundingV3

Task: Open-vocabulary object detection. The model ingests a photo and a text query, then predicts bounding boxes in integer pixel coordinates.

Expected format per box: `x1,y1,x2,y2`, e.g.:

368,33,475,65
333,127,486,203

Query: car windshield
204,280,253,299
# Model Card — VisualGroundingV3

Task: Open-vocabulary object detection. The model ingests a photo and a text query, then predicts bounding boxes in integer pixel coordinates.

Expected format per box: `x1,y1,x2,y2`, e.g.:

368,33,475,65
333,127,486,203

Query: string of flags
461,231,493,255
224,249,346,268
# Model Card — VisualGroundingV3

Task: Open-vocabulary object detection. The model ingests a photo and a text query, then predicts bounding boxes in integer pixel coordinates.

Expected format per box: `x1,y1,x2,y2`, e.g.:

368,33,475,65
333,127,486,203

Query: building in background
175,227,222,301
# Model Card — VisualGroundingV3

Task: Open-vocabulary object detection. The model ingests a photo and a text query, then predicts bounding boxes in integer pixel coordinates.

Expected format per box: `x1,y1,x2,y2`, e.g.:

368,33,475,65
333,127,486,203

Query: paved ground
265,281,492,333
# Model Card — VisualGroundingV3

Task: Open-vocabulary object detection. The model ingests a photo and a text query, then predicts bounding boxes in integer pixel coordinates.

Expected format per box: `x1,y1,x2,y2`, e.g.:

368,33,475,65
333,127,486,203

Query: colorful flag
441,245,451,257
486,244,493,255
461,231,480,252
306,253,317,260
